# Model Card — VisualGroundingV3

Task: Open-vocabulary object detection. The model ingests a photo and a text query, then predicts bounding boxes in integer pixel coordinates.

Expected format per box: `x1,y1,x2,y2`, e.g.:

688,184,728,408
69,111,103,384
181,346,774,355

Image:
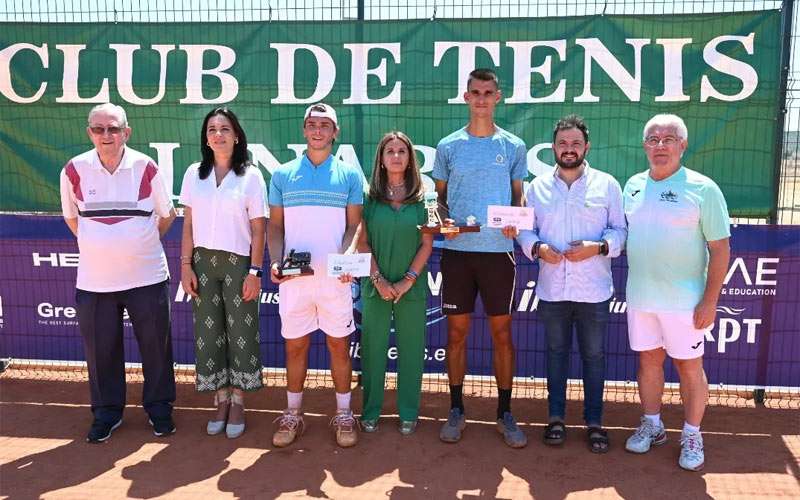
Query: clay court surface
1,371,798,499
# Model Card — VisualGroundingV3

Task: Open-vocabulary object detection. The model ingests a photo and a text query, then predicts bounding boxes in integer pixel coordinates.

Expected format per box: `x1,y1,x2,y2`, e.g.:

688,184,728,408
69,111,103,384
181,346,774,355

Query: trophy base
418,224,481,234
276,266,314,279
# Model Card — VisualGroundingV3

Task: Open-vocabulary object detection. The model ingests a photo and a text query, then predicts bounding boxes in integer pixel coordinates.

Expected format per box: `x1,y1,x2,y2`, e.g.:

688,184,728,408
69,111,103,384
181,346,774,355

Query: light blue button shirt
518,163,627,303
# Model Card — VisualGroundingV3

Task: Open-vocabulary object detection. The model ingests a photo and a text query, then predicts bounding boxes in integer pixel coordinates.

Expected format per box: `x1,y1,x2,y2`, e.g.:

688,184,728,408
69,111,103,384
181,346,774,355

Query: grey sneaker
625,416,667,453
361,418,378,433
679,430,705,471
439,408,466,443
496,412,527,448
399,420,417,436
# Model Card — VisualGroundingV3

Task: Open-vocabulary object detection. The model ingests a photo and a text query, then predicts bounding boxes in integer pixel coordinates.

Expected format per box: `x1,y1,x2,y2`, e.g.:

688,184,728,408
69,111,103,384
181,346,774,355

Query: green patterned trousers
191,247,263,392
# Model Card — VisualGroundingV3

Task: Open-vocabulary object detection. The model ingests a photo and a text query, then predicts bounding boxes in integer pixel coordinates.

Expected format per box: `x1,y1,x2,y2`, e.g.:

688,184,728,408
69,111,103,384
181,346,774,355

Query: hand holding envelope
328,253,372,283
487,205,534,238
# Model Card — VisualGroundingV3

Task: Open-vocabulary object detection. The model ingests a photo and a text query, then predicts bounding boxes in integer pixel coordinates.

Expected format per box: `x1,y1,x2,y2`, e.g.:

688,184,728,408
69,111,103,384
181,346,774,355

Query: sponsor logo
721,257,779,297
691,341,702,349
174,287,280,304
704,305,761,354
659,190,678,203
631,189,641,197
36,301,131,326
494,154,505,165
442,303,458,309
32,252,79,267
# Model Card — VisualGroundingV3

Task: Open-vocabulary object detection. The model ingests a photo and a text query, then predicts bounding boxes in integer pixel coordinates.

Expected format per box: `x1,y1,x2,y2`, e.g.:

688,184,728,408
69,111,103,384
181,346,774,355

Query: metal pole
770,0,794,224
755,0,796,405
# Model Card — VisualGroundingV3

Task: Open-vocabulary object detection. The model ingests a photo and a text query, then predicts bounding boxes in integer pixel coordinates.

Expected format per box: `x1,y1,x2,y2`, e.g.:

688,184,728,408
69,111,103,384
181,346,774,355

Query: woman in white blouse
179,108,267,438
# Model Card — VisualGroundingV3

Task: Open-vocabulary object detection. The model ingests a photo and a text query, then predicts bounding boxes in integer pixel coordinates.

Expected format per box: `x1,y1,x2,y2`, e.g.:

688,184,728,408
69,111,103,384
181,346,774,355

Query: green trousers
192,247,263,392
360,296,426,421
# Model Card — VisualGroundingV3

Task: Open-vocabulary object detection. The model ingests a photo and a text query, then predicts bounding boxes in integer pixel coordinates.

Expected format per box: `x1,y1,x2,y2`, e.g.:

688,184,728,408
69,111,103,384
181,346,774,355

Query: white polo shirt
60,147,173,293
179,162,267,257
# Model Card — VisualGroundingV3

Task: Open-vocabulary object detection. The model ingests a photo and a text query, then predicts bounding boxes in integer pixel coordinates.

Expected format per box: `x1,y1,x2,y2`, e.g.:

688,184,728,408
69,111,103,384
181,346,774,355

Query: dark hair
198,107,251,180
552,114,589,143
467,68,499,90
368,131,424,204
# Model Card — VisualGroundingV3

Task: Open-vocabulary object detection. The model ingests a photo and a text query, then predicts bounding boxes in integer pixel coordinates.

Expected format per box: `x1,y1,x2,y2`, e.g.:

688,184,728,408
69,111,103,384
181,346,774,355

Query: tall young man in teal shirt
433,68,529,448
623,114,730,471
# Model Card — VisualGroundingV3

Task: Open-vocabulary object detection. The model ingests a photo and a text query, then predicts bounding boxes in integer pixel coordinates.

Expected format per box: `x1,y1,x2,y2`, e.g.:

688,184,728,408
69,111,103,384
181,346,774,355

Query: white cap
303,103,338,127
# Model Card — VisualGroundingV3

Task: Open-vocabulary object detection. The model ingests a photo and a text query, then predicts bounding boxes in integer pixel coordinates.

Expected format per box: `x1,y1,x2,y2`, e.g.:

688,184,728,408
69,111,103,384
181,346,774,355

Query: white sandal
206,389,230,436
226,392,246,439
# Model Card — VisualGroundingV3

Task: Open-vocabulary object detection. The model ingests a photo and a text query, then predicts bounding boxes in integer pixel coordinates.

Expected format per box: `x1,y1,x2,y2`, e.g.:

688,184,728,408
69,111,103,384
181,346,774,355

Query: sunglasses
89,126,124,135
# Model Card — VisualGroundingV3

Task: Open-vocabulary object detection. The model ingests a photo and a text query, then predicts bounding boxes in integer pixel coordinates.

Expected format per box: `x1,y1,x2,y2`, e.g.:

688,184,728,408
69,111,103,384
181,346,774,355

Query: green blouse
361,196,428,301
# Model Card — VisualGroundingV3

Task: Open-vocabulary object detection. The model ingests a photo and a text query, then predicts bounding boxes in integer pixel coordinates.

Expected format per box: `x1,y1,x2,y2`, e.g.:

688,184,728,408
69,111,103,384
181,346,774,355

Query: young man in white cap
267,103,364,448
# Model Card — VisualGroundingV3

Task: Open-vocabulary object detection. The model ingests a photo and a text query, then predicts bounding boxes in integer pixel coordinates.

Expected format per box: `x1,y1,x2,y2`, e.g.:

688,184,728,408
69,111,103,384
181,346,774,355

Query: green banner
0,11,782,216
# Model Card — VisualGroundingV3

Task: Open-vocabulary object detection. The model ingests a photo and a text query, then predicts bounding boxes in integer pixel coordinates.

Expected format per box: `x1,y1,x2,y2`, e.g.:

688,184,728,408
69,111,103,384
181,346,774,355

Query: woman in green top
356,131,433,435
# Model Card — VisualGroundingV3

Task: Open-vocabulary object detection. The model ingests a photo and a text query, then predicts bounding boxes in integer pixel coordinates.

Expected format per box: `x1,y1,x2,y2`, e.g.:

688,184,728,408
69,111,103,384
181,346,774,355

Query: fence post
771,0,795,224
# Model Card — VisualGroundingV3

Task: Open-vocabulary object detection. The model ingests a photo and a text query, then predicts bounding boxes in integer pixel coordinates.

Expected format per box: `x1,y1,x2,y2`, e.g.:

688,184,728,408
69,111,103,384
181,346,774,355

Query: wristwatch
532,241,542,259
248,266,263,277
599,240,609,256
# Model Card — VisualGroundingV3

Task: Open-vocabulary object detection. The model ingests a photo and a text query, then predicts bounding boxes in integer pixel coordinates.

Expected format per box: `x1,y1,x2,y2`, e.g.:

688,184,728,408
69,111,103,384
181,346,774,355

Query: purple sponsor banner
0,215,798,388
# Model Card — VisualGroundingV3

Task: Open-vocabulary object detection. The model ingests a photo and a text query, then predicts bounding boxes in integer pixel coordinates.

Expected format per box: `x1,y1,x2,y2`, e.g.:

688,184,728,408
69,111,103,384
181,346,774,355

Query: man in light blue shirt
518,115,626,453
433,68,528,448
623,114,730,472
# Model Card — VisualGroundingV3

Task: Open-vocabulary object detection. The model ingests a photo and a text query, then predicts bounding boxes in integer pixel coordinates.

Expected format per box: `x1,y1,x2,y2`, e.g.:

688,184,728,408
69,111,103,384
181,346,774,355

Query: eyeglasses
644,136,679,147
89,126,124,135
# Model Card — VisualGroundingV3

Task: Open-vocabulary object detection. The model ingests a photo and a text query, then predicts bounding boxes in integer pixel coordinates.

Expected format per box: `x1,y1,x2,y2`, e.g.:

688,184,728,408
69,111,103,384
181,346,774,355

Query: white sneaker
679,430,705,471
625,416,667,453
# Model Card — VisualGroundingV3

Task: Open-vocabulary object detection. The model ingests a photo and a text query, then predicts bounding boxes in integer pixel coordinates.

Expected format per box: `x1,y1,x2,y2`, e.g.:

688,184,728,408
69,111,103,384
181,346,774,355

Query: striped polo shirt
60,146,173,292
268,154,364,274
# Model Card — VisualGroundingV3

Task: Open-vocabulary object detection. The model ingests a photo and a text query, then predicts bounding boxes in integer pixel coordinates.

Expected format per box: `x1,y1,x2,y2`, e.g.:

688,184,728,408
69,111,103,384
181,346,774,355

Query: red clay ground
1,374,798,499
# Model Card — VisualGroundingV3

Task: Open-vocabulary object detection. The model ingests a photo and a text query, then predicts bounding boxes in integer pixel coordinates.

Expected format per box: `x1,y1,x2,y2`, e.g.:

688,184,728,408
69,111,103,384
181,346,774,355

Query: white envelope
486,205,534,230
327,253,372,277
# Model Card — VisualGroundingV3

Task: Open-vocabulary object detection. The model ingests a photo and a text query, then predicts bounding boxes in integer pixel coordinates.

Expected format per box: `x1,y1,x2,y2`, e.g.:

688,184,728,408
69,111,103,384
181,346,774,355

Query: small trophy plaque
418,191,481,234
277,249,314,278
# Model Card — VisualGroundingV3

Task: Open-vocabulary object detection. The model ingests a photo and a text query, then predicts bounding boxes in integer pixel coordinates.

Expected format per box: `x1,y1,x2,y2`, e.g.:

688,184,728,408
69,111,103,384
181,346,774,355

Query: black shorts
440,249,516,316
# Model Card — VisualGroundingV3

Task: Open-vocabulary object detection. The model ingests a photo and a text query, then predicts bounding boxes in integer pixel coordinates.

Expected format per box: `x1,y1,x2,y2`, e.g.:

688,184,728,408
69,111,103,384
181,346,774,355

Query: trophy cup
276,249,314,278
418,191,481,234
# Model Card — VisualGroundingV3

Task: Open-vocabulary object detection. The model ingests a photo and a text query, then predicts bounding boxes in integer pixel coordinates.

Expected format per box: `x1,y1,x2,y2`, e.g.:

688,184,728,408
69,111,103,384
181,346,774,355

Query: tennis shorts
627,308,709,359
440,249,516,316
278,276,355,339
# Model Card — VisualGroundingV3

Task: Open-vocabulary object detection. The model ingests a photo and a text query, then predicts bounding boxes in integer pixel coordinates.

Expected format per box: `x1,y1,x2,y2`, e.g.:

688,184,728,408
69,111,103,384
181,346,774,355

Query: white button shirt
179,162,267,257
518,163,627,303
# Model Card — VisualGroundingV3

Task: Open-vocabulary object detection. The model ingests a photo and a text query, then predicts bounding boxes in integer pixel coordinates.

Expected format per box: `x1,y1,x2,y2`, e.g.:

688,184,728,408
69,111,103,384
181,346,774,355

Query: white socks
286,390,351,412
644,413,662,427
287,391,303,410
683,422,701,434
336,391,351,411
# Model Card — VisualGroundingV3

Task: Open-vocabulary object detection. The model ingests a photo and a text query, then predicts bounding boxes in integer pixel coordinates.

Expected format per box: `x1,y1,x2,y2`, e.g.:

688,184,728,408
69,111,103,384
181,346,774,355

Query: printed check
486,205,534,230
327,253,372,277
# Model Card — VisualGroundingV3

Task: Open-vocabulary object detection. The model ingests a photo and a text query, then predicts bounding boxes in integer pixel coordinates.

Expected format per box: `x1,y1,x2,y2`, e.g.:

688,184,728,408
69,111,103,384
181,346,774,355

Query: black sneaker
148,416,176,437
86,418,122,443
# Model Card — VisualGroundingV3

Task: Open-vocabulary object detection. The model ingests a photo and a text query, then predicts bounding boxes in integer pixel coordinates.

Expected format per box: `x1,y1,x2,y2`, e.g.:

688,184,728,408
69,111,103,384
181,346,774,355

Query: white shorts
627,308,709,359
278,276,355,339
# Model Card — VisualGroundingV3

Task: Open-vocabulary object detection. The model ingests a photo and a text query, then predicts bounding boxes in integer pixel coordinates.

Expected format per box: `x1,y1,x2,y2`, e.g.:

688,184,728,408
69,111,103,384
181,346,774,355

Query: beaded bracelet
404,269,418,281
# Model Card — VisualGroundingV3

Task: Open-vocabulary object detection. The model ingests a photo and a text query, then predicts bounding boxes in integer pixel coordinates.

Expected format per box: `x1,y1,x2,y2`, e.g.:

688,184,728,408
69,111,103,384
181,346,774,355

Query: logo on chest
493,154,505,166
659,190,678,203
